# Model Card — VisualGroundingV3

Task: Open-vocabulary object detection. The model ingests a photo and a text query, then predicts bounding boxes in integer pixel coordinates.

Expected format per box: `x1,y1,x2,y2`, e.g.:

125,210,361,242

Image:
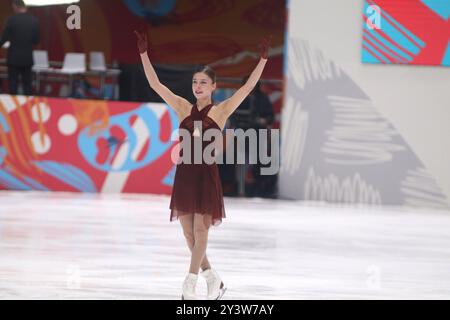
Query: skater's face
192,72,216,100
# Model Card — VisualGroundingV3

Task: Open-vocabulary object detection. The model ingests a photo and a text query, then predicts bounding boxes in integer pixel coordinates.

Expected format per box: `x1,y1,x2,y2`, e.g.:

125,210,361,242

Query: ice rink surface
0,190,449,299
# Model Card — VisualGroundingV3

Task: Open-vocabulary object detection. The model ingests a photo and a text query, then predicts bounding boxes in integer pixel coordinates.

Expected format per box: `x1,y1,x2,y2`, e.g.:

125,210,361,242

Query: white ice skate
181,273,198,300
201,268,227,300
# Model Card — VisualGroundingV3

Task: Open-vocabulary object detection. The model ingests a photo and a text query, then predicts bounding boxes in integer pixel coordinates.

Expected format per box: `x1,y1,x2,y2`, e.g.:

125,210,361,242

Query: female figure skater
135,30,270,300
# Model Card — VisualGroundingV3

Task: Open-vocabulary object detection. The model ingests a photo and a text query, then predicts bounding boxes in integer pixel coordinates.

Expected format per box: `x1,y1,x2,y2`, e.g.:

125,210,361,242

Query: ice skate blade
215,287,227,300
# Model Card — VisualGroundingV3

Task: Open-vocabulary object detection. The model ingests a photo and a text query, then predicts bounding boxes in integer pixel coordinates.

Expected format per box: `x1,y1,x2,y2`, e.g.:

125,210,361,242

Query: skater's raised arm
135,30,190,117
217,36,272,118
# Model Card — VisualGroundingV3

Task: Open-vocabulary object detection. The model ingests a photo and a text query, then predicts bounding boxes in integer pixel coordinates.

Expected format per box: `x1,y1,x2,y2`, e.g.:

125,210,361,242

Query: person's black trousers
8,65,33,95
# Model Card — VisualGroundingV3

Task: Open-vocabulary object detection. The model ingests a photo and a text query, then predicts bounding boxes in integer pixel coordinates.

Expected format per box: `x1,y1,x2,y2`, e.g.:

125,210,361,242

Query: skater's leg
179,214,194,248
189,213,212,274
179,214,211,272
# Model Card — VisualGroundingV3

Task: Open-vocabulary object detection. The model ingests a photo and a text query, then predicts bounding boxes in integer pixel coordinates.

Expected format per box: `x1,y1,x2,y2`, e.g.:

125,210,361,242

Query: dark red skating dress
169,103,226,227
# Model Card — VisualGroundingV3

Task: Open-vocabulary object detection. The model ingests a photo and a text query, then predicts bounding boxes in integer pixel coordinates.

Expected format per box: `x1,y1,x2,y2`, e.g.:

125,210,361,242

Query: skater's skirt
170,162,225,227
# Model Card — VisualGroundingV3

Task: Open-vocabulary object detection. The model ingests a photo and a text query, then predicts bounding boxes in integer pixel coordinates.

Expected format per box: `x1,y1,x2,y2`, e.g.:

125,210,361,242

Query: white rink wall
279,0,450,209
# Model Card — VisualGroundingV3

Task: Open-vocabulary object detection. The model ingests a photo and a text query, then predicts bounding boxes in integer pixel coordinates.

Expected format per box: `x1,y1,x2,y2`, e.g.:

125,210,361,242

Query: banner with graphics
362,0,450,66
0,95,178,194
281,0,450,209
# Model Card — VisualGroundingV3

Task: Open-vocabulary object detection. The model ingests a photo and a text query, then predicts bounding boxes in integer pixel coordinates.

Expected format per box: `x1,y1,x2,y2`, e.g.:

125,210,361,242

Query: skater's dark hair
12,0,26,8
193,65,216,103
193,65,216,84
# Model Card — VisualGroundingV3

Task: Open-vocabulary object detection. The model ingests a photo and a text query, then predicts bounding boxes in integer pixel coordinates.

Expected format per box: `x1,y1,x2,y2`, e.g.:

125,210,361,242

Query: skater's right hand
134,30,148,54
259,35,272,60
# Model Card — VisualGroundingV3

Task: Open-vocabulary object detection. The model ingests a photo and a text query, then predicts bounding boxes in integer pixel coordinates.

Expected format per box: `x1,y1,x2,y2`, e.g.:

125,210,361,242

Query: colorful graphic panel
0,95,178,194
362,0,450,66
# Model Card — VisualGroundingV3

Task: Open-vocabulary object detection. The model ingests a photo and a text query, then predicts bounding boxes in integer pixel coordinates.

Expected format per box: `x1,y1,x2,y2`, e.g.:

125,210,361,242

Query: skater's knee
183,229,195,244
193,228,208,245
193,221,208,234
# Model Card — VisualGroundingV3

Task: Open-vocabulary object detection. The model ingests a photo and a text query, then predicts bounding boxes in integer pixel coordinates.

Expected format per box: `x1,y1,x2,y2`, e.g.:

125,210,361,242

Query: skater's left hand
259,35,272,60
134,30,148,54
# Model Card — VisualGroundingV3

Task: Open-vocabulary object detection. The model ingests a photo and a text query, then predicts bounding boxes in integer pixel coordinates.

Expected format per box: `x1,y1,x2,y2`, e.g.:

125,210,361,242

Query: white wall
280,0,450,207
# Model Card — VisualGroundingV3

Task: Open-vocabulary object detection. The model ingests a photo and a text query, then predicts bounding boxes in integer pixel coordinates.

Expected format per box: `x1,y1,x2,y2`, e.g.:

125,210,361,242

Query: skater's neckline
194,103,214,112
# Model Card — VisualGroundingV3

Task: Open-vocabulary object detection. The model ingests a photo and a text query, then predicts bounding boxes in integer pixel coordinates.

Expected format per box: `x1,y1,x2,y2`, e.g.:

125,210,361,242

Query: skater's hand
259,35,272,60
134,30,148,54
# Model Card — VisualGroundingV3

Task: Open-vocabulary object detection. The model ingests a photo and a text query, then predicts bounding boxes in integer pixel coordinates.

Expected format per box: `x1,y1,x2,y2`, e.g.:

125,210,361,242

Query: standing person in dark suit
0,0,40,95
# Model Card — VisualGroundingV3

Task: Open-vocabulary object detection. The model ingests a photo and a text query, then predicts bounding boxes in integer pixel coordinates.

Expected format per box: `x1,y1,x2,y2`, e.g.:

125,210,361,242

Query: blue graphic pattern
32,160,97,192
78,104,178,172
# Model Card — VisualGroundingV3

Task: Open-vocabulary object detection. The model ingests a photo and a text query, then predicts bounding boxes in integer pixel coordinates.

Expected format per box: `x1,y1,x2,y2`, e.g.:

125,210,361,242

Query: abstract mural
280,37,450,209
0,95,179,194
362,0,450,66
